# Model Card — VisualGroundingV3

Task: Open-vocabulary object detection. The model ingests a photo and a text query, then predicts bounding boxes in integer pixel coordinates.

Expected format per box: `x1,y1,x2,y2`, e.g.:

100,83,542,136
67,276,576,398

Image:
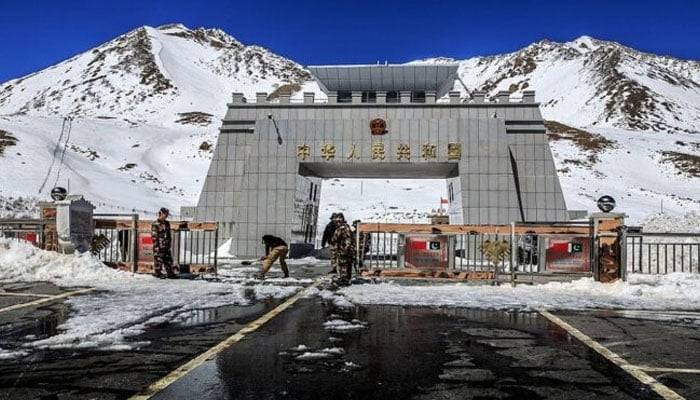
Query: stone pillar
303,92,315,104
497,91,510,103
590,212,626,282
449,91,461,104
400,91,411,104
279,94,290,104
351,91,362,104
327,91,337,104
376,91,387,104
472,91,485,103
231,93,246,104
425,91,436,104
256,92,267,104
522,90,536,103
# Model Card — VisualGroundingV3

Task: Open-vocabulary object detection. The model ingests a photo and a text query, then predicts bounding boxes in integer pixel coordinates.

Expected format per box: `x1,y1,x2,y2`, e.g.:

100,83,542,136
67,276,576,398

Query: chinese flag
440,197,448,204
550,242,569,253
409,240,427,250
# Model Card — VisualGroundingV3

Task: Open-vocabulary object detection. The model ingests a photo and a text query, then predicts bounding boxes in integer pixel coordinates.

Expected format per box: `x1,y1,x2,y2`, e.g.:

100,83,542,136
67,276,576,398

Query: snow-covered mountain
0,24,313,122
0,24,698,224
418,36,700,133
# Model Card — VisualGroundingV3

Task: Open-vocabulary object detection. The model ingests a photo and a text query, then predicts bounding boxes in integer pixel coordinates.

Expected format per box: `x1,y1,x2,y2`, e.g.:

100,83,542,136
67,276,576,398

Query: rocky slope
418,36,700,133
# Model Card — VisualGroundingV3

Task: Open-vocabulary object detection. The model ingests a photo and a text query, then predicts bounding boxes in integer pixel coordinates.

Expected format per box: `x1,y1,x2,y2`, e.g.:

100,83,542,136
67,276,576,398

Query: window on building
386,91,399,103
337,91,352,103
411,91,426,103
361,91,377,103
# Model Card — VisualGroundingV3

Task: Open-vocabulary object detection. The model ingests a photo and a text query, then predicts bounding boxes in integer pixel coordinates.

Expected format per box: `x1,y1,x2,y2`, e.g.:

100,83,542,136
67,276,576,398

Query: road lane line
538,309,686,400
129,278,325,400
0,288,96,314
637,366,700,374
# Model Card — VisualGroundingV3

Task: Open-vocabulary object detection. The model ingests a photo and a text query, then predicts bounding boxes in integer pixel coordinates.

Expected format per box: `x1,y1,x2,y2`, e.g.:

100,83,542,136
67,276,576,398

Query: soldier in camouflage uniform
330,213,355,285
352,220,371,270
321,213,340,274
151,207,175,278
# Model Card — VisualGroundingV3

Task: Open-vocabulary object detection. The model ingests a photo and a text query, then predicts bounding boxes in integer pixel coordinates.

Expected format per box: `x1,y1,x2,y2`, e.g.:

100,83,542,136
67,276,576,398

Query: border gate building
182,64,574,257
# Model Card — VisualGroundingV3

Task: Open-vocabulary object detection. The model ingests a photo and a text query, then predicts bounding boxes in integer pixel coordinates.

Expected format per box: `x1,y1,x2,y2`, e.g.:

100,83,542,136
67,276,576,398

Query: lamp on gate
50,186,67,201
597,195,616,213
267,114,283,145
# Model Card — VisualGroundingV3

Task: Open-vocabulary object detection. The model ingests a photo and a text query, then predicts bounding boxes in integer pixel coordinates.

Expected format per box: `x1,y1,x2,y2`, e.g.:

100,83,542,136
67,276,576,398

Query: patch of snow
339,273,700,311
322,319,368,332
0,347,29,360
295,351,332,360
320,347,345,355
0,239,299,352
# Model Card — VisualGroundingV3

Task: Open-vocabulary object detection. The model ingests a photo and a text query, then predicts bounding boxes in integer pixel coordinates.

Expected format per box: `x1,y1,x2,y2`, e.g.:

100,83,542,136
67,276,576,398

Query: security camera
267,114,273,119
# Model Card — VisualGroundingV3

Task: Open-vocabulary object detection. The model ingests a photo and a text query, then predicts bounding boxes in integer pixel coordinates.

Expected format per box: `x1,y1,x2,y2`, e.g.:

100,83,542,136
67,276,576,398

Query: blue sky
1,0,698,82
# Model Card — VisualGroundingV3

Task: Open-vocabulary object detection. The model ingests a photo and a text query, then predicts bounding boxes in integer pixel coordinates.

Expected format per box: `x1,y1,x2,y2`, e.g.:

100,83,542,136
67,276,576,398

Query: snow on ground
0,239,299,354
339,273,700,312
552,127,700,223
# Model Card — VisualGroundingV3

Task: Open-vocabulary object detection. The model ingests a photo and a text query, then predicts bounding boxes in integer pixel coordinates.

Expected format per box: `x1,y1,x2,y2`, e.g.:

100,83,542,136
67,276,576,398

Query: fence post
590,212,626,282
214,224,219,275
355,225,361,272
132,214,139,273
510,222,516,287
619,225,628,281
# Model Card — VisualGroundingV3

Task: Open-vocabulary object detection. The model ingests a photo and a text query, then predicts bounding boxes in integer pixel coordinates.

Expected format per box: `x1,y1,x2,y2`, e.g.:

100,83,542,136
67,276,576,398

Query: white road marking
0,288,96,314
538,309,686,400
0,292,54,298
129,278,325,400
637,366,700,374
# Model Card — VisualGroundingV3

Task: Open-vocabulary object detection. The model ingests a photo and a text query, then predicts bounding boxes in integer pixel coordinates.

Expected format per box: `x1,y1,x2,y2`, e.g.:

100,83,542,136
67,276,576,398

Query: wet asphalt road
1,268,699,399
153,296,659,400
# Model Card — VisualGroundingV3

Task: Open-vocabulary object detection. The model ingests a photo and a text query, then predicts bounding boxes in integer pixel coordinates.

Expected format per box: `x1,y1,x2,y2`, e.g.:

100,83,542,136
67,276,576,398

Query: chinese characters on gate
296,142,462,161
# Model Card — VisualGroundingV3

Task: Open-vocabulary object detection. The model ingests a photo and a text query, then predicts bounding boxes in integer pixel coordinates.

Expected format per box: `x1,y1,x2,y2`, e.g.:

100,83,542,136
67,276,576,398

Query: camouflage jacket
151,220,172,254
358,232,371,254
330,223,355,256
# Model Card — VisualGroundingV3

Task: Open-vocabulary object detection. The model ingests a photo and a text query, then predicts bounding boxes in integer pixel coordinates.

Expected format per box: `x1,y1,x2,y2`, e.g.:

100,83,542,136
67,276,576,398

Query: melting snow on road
0,239,299,354
340,273,700,311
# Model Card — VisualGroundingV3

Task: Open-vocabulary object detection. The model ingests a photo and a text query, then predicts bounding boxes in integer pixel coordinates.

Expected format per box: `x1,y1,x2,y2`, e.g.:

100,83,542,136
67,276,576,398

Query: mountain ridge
0,24,697,222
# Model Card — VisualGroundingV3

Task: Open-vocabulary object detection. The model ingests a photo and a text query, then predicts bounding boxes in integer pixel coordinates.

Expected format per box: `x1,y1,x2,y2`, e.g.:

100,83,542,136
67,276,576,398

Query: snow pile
642,211,700,233
339,273,700,311
0,238,137,287
0,239,299,353
323,319,368,332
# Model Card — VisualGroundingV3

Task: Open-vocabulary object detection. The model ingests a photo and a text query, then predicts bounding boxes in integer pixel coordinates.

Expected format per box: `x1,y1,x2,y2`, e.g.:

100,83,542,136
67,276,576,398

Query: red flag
409,240,427,250
550,242,569,253
440,197,448,204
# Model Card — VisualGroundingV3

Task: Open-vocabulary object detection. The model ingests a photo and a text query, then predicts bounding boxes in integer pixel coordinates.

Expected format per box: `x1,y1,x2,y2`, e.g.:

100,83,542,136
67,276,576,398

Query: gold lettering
447,143,462,160
296,144,310,160
347,144,360,160
397,144,411,160
421,143,437,160
371,142,386,160
320,143,336,161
